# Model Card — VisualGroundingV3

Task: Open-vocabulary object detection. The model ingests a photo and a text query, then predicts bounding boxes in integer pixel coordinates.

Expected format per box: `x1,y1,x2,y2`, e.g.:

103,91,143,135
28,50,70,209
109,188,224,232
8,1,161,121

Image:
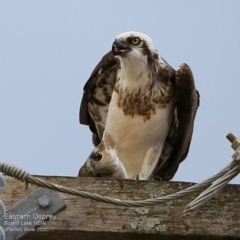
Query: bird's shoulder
80,51,119,124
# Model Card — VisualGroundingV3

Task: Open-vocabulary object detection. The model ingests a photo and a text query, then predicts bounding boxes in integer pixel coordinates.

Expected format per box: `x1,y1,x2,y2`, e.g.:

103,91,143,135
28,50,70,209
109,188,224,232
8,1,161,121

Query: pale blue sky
1,1,240,183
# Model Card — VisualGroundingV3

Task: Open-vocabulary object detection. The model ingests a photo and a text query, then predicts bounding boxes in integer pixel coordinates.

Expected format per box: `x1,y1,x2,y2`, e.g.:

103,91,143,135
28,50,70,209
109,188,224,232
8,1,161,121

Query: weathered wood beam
1,175,240,239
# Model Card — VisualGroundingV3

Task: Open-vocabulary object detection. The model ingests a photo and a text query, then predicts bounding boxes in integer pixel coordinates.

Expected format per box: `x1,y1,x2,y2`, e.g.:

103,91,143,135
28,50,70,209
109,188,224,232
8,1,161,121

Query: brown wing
79,51,119,146
150,63,200,180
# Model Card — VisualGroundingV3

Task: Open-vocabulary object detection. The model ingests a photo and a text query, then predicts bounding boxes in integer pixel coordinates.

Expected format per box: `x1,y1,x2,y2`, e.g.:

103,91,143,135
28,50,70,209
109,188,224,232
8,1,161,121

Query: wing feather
79,51,119,146
150,63,200,180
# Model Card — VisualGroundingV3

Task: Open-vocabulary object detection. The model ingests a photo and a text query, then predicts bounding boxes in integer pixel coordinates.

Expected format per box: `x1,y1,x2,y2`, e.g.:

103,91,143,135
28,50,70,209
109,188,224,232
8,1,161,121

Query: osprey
79,31,200,180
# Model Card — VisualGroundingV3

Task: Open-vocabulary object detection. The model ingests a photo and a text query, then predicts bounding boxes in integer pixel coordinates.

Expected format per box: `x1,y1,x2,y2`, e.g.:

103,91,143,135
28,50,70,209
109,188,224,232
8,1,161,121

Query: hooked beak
112,39,132,56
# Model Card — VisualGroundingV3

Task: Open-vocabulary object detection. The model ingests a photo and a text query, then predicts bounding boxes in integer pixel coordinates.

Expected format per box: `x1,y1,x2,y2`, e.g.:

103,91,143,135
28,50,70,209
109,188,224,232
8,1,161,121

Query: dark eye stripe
127,37,141,45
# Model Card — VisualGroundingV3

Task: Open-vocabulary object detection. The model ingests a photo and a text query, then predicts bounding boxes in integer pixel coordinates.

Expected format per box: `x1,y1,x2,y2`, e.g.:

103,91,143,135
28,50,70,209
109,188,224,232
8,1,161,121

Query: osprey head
112,31,157,59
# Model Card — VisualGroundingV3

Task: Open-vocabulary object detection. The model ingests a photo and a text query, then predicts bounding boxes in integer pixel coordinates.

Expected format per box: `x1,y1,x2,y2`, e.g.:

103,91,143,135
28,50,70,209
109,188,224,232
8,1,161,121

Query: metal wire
0,158,239,214
184,163,240,215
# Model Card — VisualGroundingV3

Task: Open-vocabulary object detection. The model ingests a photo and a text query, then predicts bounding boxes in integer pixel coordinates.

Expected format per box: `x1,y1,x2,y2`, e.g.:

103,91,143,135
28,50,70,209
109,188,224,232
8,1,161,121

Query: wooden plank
1,175,240,239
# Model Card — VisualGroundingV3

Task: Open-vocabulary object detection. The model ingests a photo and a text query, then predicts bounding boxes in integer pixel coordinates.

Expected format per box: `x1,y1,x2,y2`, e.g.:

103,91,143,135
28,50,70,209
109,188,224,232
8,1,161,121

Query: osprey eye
131,37,140,45
93,152,102,161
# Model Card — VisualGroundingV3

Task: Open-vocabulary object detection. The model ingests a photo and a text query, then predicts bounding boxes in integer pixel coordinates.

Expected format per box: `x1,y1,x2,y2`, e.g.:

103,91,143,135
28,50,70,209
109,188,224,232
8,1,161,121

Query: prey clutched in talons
78,141,128,179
